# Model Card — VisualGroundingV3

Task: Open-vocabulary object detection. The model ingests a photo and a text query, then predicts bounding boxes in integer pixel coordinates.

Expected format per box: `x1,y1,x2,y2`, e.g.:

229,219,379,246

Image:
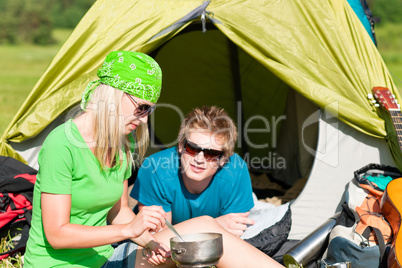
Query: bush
51,0,96,28
0,0,54,45
0,0,22,44
370,0,402,24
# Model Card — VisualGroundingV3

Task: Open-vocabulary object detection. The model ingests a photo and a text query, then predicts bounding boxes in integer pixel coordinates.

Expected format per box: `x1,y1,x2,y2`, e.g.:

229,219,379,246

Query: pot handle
171,247,186,254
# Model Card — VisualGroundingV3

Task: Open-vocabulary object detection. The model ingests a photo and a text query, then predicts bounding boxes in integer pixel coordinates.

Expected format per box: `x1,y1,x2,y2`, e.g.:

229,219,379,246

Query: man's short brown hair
178,106,238,159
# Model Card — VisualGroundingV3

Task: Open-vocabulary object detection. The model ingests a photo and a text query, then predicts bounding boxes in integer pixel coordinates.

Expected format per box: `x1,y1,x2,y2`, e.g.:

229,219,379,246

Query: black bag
244,205,291,256
0,156,37,260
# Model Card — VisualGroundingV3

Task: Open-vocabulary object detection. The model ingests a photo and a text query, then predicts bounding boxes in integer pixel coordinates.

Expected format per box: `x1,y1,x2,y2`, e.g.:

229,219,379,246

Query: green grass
386,62,402,85
0,232,24,268
0,29,72,135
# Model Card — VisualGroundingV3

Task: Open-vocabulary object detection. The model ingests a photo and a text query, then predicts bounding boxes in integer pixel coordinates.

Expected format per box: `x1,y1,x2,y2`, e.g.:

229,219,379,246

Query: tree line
368,0,402,24
0,0,95,44
0,0,400,45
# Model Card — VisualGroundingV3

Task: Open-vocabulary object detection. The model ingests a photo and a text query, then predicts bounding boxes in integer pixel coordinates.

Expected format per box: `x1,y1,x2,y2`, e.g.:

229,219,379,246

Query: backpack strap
1,191,33,211
362,226,387,264
19,191,33,204
0,192,11,212
336,202,355,227
5,193,17,211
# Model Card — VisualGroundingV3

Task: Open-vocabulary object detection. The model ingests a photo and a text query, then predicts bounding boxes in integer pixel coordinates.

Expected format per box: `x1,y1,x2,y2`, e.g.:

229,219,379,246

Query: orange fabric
355,185,392,244
360,183,384,198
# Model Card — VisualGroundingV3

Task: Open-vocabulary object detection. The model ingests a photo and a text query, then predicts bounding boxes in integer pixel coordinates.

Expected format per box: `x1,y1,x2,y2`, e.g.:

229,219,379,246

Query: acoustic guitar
372,86,402,268
382,179,402,268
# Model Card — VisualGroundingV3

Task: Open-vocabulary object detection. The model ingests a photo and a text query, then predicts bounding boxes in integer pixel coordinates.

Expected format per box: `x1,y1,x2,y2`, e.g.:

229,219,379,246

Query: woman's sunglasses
126,94,156,117
183,139,224,162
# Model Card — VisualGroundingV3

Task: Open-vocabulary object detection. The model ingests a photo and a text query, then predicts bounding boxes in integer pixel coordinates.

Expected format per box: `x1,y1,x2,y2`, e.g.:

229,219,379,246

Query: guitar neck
389,109,402,151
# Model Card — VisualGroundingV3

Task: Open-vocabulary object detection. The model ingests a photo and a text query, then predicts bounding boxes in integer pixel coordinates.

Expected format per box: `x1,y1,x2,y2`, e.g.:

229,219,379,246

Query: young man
130,106,256,237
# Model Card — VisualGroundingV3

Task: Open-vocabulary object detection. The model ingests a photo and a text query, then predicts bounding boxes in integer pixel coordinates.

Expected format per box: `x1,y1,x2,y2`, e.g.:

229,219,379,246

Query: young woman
24,51,284,268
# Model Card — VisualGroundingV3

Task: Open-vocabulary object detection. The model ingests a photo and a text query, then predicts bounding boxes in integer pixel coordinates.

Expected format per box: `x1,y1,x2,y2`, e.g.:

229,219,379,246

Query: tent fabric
272,90,319,185
0,0,400,169
289,109,395,239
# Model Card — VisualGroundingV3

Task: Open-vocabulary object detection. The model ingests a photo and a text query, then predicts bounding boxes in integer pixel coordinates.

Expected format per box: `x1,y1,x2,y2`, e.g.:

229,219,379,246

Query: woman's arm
107,180,136,225
107,180,171,266
107,180,165,247
42,180,166,249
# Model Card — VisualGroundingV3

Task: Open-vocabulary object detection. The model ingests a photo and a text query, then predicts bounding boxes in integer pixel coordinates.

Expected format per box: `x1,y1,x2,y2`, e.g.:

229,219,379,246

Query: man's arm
215,155,255,236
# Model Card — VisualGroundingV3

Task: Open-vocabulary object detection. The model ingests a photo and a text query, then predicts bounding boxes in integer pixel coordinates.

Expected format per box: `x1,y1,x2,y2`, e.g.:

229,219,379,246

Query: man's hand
216,212,255,237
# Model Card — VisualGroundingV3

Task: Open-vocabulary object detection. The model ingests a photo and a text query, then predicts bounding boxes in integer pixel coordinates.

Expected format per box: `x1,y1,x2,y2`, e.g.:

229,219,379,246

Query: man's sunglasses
126,94,156,117
183,139,224,162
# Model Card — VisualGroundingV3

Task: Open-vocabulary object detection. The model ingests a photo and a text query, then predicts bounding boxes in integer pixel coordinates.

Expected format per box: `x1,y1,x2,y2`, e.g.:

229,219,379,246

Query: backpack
320,163,402,268
0,156,37,260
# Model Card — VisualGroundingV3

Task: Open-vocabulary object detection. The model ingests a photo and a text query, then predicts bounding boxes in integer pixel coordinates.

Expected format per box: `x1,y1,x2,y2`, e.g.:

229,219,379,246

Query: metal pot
170,232,223,268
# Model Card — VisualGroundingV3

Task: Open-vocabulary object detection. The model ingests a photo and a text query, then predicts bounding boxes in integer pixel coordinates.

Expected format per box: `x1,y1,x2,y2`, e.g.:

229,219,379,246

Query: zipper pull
201,11,207,33
201,11,214,33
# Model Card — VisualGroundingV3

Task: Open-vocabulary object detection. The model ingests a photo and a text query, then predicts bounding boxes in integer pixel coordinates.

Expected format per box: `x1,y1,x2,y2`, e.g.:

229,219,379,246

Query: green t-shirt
24,120,132,268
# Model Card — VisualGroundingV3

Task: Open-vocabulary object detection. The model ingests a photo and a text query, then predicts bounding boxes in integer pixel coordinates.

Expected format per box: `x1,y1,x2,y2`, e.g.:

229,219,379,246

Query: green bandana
81,51,162,110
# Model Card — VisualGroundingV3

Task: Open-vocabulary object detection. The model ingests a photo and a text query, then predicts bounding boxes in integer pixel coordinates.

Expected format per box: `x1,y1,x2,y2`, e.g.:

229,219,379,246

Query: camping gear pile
0,0,401,264
283,164,402,268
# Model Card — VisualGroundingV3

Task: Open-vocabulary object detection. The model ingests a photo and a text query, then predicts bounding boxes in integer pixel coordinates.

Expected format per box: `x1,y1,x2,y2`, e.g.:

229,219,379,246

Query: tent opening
145,21,319,196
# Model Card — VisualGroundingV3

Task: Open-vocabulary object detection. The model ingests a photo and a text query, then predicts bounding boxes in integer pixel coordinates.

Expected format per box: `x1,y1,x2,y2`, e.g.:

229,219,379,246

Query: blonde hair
178,106,238,159
85,84,149,169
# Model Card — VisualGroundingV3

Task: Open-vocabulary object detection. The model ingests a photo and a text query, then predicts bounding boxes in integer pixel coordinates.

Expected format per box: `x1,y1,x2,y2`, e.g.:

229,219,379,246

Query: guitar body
382,178,402,268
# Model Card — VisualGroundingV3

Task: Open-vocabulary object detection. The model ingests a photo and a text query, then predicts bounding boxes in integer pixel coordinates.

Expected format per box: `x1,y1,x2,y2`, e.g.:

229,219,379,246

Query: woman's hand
125,205,167,239
143,240,171,266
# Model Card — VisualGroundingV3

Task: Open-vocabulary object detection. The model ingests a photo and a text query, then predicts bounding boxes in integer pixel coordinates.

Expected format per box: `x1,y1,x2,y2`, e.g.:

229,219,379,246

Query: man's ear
218,157,228,167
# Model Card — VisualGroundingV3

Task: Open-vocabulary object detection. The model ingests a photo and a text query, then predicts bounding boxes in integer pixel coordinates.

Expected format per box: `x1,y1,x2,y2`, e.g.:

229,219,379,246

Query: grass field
0,29,72,135
0,26,401,135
